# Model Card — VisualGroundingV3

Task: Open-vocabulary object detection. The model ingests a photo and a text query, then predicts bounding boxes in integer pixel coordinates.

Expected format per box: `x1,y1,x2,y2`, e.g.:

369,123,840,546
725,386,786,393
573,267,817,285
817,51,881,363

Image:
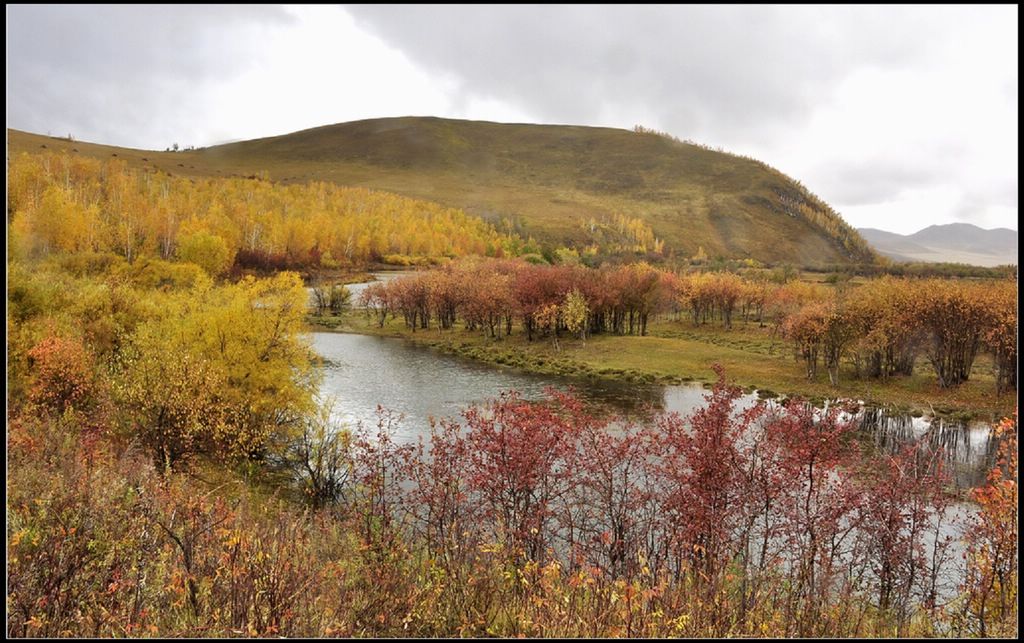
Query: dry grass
8,117,875,266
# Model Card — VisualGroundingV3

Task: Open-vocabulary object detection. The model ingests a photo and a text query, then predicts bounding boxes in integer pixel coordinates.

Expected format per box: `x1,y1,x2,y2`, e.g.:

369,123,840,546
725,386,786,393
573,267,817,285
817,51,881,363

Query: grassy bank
310,310,1014,422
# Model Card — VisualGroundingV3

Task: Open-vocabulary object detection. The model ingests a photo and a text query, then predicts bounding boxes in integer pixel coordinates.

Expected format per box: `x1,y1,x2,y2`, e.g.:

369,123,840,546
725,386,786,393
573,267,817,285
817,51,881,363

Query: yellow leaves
562,289,589,339
221,528,244,550
540,560,561,584
111,269,316,463
9,150,517,270
25,614,46,631
477,541,502,554
10,528,31,548
176,230,234,277
669,612,691,632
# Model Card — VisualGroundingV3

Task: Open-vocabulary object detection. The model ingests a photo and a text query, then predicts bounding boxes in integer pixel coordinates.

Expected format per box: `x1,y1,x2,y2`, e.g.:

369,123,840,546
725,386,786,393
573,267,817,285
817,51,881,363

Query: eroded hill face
8,118,877,266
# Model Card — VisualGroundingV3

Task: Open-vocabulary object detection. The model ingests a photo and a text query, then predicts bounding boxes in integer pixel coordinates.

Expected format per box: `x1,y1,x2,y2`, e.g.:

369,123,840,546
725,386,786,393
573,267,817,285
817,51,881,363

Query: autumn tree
360,282,392,328
657,368,764,608
26,333,101,419
708,272,745,329
821,301,858,386
426,267,461,330
622,262,661,335
678,272,714,326
117,272,317,465
116,320,229,466
461,268,515,338
562,288,589,341
196,272,317,457
534,303,563,350
781,302,828,379
287,401,353,510
462,391,581,562
843,277,922,379
917,280,990,387
762,401,859,635
403,417,475,568
855,443,953,632
328,283,351,314
350,407,415,559
564,418,660,580
983,280,1018,395
176,229,234,278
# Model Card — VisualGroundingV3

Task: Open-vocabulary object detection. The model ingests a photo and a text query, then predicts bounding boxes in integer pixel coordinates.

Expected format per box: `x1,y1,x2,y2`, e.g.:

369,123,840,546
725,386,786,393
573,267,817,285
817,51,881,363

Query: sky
6,5,1018,235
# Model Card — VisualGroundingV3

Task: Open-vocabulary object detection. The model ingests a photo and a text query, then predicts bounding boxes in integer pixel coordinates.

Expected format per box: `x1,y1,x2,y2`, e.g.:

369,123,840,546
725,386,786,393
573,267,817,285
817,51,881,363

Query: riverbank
309,310,1015,422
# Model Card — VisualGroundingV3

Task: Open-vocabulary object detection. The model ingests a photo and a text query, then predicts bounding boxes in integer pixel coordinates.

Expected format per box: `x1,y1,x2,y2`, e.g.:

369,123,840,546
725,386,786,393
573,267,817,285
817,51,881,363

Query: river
311,331,998,489
343,270,414,304
312,330,997,601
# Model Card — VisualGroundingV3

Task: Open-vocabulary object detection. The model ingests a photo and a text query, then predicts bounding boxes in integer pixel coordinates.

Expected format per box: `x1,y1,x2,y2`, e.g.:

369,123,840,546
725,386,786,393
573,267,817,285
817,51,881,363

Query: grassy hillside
8,118,877,266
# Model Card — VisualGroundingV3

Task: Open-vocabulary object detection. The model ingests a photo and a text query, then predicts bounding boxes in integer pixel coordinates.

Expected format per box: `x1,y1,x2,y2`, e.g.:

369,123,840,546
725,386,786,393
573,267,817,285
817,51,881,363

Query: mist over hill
858,223,1017,267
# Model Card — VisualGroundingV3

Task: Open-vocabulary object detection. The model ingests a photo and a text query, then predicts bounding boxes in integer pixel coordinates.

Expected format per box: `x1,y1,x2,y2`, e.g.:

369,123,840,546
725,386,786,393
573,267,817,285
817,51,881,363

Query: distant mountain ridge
858,223,1018,267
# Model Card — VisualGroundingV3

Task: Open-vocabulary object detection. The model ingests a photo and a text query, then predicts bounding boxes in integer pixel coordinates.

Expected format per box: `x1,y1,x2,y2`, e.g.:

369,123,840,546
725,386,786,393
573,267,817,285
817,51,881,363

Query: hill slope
8,118,877,266
859,224,1018,267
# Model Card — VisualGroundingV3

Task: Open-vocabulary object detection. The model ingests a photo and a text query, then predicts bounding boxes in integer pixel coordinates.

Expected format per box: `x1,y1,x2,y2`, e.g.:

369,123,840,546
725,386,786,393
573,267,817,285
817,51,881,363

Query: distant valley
858,223,1018,267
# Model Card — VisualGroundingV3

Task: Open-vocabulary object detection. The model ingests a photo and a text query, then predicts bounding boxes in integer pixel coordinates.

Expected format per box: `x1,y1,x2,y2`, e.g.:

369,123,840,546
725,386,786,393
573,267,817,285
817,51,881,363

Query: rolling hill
859,224,1018,267
8,117,878,266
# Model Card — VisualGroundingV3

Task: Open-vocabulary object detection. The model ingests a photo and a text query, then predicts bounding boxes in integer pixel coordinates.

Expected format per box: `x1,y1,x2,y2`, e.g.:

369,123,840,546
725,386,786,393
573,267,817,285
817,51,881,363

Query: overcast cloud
6,4,1018,234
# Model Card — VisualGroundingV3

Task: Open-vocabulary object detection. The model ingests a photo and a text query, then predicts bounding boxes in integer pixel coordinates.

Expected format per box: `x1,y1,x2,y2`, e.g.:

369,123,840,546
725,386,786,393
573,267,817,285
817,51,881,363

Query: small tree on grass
534,303,562,351
562,288,589,342
781,302,828,379
328,283,351,314
917,280,989,388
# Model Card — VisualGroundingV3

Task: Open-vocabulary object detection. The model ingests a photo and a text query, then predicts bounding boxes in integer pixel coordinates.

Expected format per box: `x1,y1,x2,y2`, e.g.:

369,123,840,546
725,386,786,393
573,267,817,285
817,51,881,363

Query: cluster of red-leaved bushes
360,260,1017,392
7,363,1017,638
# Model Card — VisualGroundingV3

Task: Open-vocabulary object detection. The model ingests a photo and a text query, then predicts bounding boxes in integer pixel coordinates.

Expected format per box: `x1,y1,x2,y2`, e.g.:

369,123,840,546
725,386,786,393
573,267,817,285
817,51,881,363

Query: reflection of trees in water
856,407,997,488
570,380,666,420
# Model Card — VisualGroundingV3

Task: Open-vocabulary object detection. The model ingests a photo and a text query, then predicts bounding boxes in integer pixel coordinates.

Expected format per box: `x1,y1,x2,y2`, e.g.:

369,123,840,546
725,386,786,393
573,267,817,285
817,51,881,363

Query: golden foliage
8,151,518,268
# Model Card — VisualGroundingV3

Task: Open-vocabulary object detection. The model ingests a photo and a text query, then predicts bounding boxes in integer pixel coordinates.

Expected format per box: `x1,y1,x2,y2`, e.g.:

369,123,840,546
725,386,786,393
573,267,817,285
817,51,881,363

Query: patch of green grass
319,310,1014,421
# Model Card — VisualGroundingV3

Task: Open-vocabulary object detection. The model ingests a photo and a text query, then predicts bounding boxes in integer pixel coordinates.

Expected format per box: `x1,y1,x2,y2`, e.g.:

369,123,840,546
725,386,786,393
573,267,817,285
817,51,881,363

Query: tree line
359,260,1016,392
7,151,525,272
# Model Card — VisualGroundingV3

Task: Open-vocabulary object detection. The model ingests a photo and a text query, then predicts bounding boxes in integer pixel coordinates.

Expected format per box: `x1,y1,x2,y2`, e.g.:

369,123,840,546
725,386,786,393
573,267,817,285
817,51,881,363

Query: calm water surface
311,332,997,488
312,331,996,598
308,271,415,309
345,271,416,304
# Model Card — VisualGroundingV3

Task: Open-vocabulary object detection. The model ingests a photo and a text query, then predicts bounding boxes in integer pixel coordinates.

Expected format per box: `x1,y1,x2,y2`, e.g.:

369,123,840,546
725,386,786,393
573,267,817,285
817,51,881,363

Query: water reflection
856,407,997,488
307,271,416,310
313,332,665,442
312,331,995,487
344,271,416,306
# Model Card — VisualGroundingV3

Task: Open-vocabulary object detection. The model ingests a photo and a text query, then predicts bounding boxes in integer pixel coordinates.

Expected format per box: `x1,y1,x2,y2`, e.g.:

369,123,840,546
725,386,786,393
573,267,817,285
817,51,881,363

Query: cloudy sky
6,5,1018,234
